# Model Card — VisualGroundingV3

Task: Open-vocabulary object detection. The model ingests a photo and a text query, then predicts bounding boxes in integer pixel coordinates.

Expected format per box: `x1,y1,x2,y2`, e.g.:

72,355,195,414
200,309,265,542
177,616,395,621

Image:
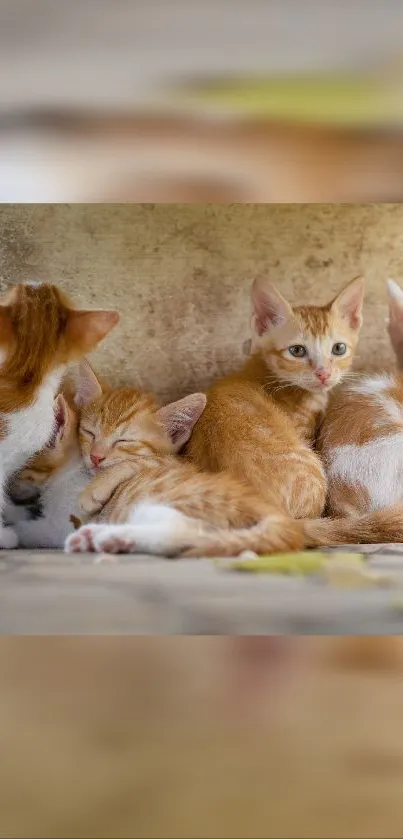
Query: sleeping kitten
64,366,403,558
65,366,305,556
317,279,403,525
186,276,365,521
0,282,118,548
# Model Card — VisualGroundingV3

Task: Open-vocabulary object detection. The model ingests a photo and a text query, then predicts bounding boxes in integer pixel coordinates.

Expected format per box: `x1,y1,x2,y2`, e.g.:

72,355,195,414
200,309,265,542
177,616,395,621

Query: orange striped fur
63,364,403,559
73,379,304,554
187,276,365,520
0,283,118,415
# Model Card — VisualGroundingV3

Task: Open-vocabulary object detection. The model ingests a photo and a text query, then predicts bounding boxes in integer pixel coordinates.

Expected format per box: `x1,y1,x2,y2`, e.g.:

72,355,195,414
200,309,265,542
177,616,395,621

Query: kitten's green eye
288,345,307,358
332,342,347,356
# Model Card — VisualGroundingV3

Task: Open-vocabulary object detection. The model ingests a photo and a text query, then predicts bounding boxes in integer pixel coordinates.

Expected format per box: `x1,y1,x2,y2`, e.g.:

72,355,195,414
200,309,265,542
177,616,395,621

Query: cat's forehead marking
92,397,145,439
295,306,331,337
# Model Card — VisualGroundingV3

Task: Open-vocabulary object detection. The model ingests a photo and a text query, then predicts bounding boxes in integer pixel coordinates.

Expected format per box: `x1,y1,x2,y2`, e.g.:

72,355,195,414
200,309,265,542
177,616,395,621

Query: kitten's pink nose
315,368,330,384
90,453,105,468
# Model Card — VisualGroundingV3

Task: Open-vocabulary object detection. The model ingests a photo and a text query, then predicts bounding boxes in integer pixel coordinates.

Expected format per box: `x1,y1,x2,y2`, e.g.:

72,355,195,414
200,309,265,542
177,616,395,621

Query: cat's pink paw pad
65,525,97,553
92,528,136,554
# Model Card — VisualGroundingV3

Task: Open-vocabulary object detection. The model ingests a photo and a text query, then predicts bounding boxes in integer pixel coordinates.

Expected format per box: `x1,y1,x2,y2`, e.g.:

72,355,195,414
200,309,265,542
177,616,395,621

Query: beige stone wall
0,203,401,402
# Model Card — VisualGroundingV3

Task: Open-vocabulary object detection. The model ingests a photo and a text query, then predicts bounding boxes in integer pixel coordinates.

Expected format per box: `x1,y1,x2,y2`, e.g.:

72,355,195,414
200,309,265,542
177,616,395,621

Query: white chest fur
44,455,89,520
0,369,63,478
13,454,90,548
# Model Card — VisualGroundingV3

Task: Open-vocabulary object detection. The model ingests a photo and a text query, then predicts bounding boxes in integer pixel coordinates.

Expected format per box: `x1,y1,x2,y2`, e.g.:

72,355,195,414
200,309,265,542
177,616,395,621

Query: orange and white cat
64,369,304,556
8,395,89,549
187,276,365,520
62,365,403,558
8,361,121,548
0,282,118,548
318,278,403,528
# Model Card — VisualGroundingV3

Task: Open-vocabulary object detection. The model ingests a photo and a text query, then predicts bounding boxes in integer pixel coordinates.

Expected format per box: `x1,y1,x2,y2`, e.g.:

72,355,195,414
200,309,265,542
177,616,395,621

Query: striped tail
185,505,403,558
303,505,403,547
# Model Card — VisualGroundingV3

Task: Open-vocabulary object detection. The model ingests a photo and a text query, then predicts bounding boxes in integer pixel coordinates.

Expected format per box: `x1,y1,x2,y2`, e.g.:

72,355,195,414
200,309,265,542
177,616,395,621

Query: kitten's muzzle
315,368,331,385
90,453,105,468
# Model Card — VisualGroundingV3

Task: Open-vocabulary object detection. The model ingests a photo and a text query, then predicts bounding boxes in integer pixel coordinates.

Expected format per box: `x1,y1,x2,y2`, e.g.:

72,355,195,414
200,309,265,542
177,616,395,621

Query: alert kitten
0,282,118,548
186,276,365,521
318,278,403,527
64,367,403,559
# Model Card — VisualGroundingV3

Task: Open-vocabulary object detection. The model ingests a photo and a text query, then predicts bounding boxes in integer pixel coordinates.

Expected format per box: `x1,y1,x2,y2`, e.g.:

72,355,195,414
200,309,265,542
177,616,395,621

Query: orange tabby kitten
65,369,304,556
0,282,118,548
187,276,365,520
64,367,403,558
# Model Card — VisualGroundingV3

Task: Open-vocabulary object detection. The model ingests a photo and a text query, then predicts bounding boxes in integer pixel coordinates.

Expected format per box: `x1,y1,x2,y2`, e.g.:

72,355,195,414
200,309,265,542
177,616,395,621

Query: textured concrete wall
0,203,400,402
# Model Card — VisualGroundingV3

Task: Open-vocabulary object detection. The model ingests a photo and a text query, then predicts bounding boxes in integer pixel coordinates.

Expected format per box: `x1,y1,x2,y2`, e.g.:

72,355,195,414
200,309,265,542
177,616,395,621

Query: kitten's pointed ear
331,276,365,330
65,309,119,356
251,278,293,336
387,279,403,366
156,393,207,451
387,279,403,321
47,394,69,448
74,360,103,408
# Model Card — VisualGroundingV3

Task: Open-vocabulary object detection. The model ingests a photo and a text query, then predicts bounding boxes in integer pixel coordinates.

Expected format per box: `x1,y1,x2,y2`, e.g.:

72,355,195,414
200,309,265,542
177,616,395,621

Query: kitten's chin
89,460,118,474
306,381,336,394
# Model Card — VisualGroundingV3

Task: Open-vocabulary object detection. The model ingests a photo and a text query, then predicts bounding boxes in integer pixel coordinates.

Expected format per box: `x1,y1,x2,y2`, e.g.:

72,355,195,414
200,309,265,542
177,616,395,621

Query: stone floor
3,545,403,634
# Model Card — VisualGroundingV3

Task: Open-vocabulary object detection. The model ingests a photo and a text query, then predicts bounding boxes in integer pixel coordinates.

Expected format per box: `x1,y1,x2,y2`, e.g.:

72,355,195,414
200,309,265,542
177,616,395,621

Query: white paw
0,526,19,549
65,524,99,553
65,524,139,555
91,525,137,554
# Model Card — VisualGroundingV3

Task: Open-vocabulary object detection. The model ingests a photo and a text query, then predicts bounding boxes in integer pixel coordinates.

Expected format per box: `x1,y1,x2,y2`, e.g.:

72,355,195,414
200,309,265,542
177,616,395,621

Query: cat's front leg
14,517,64,549
79,462,136,516
3,501,31,526
0,473,19,548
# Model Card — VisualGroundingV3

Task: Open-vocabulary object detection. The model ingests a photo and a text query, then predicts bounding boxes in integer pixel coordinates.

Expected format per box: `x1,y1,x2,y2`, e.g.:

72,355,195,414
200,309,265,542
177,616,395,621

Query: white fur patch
346,373,403,428
328,433,403,509
66,502,192,556
375,397,403,427
0,367,64,546
15,453,90,549
388,278,403,303
349,374,395,396
0,368,64,478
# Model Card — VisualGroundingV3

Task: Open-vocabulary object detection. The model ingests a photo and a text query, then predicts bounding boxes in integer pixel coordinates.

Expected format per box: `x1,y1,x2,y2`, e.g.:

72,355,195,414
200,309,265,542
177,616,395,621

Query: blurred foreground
1,636,403,838
2,1,403,201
